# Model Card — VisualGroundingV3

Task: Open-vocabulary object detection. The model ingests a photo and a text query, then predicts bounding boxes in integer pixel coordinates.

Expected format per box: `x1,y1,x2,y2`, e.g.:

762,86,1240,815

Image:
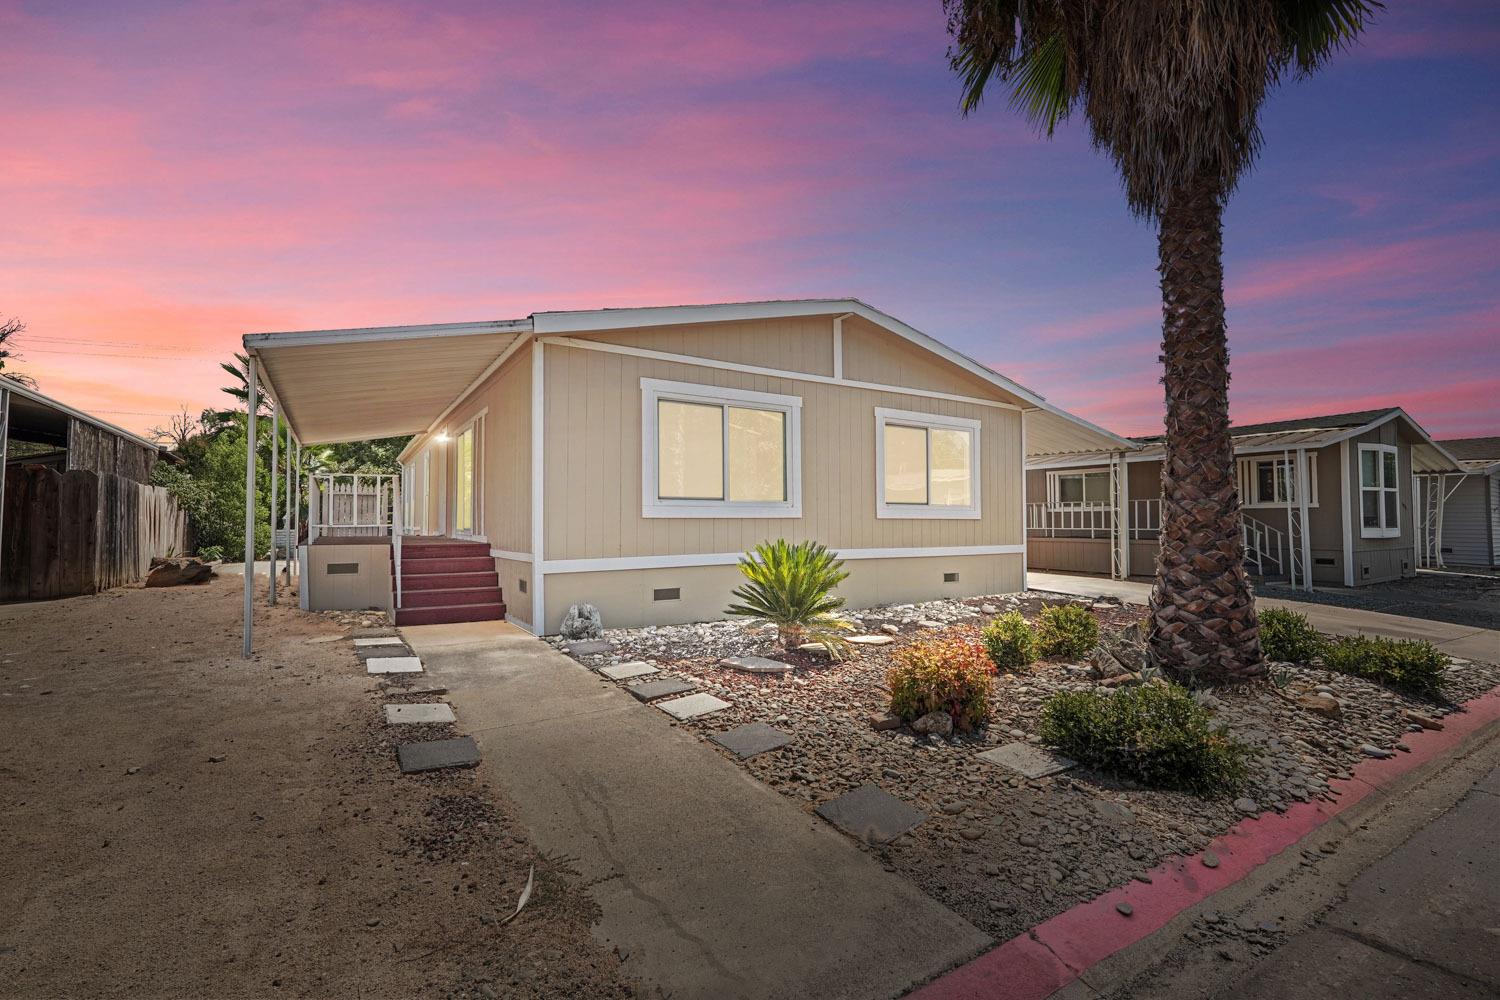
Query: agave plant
726,540,854,659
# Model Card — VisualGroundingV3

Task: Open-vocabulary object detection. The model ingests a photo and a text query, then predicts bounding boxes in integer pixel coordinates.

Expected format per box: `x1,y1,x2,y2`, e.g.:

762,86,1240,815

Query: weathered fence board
1,465,185,600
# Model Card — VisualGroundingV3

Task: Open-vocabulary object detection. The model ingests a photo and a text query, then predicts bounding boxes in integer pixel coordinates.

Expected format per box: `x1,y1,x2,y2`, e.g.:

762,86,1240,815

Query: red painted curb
909,686,1500,1000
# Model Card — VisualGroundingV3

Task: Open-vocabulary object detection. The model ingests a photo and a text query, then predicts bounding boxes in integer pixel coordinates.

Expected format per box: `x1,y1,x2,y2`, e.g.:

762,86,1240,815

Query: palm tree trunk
1149,172,1263,681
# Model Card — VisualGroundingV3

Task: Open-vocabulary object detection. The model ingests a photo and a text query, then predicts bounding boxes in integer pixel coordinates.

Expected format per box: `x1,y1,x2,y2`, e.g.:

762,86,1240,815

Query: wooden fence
1,465,188,600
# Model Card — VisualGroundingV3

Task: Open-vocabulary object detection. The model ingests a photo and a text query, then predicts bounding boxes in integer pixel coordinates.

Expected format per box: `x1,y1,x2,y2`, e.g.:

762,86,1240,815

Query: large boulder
145,557,215,588
559,603,604,641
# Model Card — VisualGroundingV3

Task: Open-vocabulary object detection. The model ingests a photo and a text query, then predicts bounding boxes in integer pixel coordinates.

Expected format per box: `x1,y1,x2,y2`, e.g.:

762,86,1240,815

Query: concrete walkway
1027,571,1500,663
399,621,989,1000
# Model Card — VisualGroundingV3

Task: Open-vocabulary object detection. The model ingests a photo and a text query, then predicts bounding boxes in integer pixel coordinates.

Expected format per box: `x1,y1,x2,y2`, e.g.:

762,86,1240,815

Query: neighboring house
1025,408,1464,589
0,381,187,599
1424,437,1500,568
243,299,1129,634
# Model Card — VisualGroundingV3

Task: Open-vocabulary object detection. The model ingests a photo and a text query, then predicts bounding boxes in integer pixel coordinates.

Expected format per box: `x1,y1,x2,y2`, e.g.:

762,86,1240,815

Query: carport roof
243,299,1135,458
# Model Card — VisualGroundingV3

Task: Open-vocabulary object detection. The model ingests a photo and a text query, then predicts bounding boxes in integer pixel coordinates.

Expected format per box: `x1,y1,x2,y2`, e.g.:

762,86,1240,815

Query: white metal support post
269,404,278,606
0,386,10,590
283,428,293,582
242,355,258,657
1296,447,1313,592
1117,450,1131,578
1282,448,1298,589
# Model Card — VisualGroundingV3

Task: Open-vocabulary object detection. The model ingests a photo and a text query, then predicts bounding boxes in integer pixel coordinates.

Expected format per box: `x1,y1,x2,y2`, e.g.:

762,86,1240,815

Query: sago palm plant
945,0,1381,682
726,540,854,659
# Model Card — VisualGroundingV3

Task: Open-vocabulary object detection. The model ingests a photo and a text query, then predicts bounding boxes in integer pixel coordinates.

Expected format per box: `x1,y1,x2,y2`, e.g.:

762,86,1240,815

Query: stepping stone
566,639,614,656
711,722,792,758
357,644,413,659
976,742,1076,779
847,635,895,646
384,703,456,725
626,678,695,702
355,636,405,647
816,784,925,845
719,655,793,675
397,736,480,774
599,660,658,681
353,627,397,639
657,693,732,721
367,656,423,675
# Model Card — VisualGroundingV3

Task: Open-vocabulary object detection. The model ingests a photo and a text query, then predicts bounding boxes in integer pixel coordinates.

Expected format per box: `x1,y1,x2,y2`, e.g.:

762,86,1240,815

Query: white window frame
875,407,982,520
1045,467,1111,507
1239,453,1320,509
1358,443,1401,538
451,409,487,539
640,377,802,519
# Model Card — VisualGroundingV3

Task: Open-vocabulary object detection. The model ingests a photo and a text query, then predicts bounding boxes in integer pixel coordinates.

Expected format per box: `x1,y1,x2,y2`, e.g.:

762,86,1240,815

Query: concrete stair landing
395,540,505,626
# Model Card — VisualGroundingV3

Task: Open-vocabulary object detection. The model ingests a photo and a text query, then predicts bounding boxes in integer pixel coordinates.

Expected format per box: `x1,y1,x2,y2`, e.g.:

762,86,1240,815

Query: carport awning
1023,408,1136,460
244,320,531,445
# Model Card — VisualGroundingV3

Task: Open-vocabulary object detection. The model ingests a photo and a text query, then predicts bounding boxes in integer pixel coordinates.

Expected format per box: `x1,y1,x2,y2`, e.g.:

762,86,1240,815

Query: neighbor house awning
243,319,533,445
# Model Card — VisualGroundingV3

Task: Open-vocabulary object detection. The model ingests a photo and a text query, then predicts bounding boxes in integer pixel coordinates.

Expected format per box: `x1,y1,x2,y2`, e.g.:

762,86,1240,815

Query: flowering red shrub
886,635,996,731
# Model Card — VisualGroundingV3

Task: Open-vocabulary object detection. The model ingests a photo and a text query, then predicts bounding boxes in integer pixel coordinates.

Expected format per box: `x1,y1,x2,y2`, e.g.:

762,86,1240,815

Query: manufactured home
242,299,1130,635
1423,437,1500,569
1025,408,1464,589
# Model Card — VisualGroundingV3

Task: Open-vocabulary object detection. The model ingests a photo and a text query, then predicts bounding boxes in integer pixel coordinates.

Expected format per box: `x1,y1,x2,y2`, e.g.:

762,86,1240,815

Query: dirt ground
0,572,635,1000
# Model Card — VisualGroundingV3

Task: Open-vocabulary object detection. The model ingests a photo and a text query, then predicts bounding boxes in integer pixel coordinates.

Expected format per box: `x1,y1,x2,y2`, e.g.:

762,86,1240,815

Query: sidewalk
1026,571,1500,662
400,621,990,1000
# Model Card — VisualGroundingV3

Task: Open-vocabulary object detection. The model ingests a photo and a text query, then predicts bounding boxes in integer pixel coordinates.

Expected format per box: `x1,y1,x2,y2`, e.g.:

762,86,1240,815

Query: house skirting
538,551,1025,635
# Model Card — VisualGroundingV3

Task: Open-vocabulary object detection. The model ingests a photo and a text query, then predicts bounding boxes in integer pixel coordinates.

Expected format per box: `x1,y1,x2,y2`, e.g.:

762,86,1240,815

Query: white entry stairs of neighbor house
1241,512,1287,580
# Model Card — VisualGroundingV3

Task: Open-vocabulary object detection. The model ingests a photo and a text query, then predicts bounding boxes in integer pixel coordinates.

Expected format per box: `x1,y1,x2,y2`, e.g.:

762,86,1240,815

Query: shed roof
2,379,163,453
244,299,1133,459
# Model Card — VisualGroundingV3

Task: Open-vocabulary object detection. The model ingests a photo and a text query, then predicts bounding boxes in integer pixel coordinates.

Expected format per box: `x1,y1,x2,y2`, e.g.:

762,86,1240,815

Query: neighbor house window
875,408,981,519
1238,454,1319,508
452,412,485,536
1047,469,1111,506
641,378,802,518
1359,443,1400,538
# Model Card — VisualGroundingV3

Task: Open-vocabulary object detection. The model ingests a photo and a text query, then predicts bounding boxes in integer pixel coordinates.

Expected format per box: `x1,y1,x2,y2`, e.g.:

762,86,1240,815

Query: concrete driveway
400,621,989,1000
1027,571,1500,663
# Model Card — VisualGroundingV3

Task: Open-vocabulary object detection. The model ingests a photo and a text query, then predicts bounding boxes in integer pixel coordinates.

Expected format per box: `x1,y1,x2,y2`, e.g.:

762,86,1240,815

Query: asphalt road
1217,763,1499,999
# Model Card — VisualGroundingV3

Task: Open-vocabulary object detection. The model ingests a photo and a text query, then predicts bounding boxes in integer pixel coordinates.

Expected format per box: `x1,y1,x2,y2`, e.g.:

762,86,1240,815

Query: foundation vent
653,587,681,602
943,572,960,583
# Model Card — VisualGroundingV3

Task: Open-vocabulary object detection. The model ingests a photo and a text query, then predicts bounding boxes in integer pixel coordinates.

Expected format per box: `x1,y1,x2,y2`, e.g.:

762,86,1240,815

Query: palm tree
945,1,1379,682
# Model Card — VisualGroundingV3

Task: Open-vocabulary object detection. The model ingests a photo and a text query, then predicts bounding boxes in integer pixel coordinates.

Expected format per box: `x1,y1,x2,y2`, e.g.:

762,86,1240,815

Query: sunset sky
4,0,1497,440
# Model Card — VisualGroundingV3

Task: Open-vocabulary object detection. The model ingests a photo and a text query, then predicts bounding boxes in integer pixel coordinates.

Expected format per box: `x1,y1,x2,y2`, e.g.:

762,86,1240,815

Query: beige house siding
304,543,392,613
840,316,1022,402
438,342,532,555
539,336,1023,563
496,556,533,627
577,315,836,378
542,553,1024,634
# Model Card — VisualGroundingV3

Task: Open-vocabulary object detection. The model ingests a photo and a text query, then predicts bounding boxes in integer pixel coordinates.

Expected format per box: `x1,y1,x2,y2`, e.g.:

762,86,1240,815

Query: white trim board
245,318,532,350
540,543,1026,575
489,548,532,563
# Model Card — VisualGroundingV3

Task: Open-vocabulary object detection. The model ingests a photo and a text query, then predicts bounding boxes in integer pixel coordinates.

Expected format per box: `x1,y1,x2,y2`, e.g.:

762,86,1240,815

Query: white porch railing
1241,513,1285,578
1129,498,1162,539
307,474,400,540
1026,502,1114,539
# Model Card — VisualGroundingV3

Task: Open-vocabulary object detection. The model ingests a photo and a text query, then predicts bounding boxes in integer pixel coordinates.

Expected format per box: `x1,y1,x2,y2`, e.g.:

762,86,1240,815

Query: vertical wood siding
541,329,1022,561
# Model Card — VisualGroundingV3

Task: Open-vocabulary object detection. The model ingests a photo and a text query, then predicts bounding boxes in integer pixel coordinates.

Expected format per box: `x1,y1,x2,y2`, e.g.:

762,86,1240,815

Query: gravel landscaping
555,592,1500,941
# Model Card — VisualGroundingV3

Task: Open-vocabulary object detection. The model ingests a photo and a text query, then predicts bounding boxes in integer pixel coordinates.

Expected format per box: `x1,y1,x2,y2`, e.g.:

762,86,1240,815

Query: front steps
395,540,505,626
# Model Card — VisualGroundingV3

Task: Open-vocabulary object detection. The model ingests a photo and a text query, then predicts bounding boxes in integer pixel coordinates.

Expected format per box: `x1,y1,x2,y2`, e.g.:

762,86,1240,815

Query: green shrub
1258,608,1324,663
1036,604,1099,659
197,545,225,562
1038,683,1252,796
887,636,995,731
1321,635,1447,699
726,539,852,658
982,611,1036,670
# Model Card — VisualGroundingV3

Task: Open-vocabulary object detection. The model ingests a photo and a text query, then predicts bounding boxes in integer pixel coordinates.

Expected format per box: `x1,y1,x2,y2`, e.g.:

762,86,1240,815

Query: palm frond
725,540,853,655
1008,33,1070,135
1278,0,1384,72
